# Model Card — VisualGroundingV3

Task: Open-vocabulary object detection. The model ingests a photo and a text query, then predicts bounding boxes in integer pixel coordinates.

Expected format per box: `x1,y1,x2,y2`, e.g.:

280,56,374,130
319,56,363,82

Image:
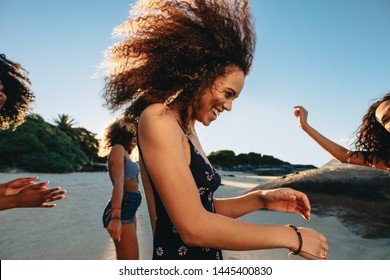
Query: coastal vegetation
0,114,312,174
0,114,105,173
208,150,316,175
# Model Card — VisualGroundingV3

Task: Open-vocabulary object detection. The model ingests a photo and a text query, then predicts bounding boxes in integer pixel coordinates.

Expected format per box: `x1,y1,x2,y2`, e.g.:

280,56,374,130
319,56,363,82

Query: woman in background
101,116,141,260
294,92,390,171
0,54,66,210
0,54,34,130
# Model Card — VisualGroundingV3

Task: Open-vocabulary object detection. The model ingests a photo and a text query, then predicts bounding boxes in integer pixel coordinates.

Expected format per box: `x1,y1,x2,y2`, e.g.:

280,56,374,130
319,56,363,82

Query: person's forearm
0,183,6,196
180,210,299,252
301,123,350,163
214,191,262,218
110,182,124,218
0,195,17,211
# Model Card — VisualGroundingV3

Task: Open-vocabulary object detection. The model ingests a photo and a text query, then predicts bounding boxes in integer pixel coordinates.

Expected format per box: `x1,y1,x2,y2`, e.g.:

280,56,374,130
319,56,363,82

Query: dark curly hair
103,0,255,131
0,54,35,130
100,115,137,156
352,92,390,168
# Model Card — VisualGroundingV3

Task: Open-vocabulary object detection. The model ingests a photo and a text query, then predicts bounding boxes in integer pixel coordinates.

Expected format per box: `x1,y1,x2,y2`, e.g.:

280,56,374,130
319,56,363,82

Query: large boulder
249,161,390,238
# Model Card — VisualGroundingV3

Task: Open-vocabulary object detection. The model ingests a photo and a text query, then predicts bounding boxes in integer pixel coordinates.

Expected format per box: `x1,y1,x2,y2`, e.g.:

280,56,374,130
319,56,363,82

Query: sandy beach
0,170,389,260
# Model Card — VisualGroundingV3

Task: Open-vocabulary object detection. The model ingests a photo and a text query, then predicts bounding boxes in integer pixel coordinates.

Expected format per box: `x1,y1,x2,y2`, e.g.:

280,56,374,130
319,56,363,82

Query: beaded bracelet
287,224,302,255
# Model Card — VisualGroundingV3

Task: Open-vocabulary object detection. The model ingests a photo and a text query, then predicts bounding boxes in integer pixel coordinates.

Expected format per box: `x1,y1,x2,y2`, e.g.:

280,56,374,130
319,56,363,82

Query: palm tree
53,114,77,136
53,113,102,164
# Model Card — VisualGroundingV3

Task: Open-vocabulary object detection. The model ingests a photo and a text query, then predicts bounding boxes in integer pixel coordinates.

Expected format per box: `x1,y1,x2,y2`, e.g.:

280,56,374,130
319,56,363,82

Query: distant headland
208,149,317,176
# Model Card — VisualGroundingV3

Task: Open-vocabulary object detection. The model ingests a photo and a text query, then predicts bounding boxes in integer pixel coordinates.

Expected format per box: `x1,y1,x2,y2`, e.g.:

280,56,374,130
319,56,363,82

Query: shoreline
1,171,389,260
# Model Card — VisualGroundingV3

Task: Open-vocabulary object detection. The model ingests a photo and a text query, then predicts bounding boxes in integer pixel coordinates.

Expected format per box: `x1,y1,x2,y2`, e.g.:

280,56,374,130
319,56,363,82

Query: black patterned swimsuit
141,130,223,260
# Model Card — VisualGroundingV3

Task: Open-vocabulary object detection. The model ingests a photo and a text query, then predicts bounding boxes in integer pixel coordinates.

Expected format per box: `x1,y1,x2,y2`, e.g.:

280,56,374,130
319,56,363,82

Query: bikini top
124,159,139,181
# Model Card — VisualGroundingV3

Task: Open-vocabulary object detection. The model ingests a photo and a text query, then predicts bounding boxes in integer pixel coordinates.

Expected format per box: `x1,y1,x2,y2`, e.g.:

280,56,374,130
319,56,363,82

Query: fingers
9,176,39,186
51,194,67,201
40,189,66,207
40,203,57,208
25,176,39,181
293,106,308,125
14,176,38,183
297,195,311,221
36,188,67,206
31,181,50,189
46,188,67,201
108,221,122,242
298,228,329,260
279,188,311,220
294,205,310,221
306,240,328,260
293,106,302,117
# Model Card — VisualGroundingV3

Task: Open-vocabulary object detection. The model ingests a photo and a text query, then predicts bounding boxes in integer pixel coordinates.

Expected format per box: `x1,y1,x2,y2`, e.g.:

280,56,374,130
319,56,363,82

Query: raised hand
293,105,309,128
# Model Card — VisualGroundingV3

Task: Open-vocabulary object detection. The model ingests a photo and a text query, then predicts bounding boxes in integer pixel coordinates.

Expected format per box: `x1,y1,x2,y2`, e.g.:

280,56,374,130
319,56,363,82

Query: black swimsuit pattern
141,131,223,260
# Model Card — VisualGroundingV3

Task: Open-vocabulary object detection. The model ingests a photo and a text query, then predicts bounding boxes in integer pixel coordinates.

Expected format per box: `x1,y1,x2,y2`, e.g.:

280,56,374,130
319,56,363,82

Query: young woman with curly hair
0,54,35,130
294,92,390,171
103,0,328,260
100,116,141,259
0,54,67,211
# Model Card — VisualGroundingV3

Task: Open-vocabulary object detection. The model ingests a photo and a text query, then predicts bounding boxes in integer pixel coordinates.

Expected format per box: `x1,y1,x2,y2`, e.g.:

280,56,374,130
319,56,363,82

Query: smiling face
0,81,6,110
194,67,245,126
375,100,390,133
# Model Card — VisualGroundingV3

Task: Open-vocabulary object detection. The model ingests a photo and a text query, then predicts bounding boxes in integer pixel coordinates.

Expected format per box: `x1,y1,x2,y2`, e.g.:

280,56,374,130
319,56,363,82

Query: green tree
72,127,101,162
53,114,77,136
208,150,289,171
0,114,88,173
208,150,236,169
54,114,102,163
236,152,264,165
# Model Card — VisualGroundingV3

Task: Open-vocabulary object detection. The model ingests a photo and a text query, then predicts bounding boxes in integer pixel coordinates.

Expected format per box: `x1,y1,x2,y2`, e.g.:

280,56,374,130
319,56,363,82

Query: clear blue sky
1,0,389,167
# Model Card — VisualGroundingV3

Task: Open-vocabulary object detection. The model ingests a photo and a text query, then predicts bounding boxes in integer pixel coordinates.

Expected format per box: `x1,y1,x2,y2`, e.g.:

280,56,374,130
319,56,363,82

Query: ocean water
1,172,389,260
0,172,151,259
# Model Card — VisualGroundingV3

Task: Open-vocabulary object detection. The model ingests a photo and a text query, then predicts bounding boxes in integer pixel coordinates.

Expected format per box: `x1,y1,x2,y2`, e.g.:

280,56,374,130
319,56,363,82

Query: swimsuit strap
176,121,188,135
137,120,190,185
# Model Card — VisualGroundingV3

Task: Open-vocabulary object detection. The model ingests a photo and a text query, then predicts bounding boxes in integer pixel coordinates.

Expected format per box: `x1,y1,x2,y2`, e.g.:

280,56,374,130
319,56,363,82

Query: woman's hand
16,182,67,208
296,227,329,260
108,219,122,242
293,106,309,129
259,188,311,221
0,176,39,196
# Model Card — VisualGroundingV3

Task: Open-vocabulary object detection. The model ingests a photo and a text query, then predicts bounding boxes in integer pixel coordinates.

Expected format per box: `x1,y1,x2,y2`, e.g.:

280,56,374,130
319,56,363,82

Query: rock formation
249,160,390,238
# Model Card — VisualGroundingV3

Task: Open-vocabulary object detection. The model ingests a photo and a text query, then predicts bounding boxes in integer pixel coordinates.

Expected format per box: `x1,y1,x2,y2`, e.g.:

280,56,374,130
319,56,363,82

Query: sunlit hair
352,92,390,168
102,0,255,131
99,115,137,157
0,54,35,130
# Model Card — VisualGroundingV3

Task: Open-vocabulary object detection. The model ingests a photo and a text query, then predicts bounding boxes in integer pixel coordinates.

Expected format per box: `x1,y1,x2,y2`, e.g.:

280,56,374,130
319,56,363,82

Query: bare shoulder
108,144,126,160
139,104,179,134
140,103,174,121
138,104,184,152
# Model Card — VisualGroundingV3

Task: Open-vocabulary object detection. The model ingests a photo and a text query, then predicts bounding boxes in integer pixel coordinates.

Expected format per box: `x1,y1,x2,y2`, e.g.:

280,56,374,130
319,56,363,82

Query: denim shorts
102,190,142,227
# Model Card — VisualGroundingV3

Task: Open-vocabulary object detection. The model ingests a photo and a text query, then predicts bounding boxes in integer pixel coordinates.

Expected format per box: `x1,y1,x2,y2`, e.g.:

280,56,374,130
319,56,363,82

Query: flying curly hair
0,54,35,130
352,92,390,168
99,115,138,157
103,0,255,131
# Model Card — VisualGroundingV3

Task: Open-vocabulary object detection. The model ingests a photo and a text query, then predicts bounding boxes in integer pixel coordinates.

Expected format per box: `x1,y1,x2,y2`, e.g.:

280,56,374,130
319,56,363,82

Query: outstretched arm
139,104,328,260
294,106,368,166
215,188,311,220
